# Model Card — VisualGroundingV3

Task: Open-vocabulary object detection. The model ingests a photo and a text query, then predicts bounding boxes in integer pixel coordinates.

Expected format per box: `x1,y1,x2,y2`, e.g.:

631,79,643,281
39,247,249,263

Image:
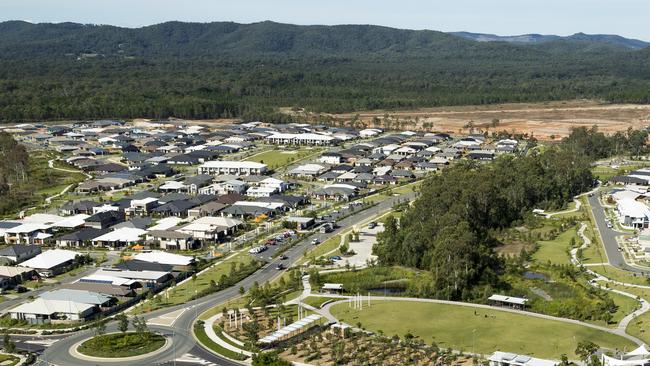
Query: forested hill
0,20,646,59
1,20,650,122
0,20,542,59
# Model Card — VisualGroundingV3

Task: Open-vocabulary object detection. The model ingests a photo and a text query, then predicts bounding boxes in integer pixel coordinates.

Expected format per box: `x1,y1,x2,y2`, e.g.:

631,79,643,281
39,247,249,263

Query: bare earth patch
282,100,650,140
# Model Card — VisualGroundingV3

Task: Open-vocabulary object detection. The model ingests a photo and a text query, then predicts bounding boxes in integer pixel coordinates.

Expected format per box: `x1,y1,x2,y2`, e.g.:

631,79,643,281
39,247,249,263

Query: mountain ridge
0,20,646,60
450,31,649,50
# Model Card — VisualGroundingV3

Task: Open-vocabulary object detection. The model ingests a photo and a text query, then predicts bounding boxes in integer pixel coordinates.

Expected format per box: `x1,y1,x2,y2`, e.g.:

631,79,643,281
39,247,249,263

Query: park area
245,147,321,170
330,300,634,358
77,332,165,358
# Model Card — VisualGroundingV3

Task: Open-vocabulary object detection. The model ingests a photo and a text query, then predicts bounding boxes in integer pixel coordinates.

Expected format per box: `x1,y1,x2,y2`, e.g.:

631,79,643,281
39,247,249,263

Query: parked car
329,256,342,261
368,222,377,229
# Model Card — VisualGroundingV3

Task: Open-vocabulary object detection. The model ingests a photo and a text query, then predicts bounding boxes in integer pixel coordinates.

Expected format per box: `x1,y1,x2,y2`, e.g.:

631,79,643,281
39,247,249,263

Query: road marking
149,307,187,327
177,354,216,365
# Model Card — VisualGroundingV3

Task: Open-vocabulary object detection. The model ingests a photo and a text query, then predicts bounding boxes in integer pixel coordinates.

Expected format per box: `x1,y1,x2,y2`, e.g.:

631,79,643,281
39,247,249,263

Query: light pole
472,329,476,355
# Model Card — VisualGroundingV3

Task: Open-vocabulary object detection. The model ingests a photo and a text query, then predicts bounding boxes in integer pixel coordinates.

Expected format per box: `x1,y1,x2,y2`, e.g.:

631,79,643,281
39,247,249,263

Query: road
35,191,415,366
587,194,646,273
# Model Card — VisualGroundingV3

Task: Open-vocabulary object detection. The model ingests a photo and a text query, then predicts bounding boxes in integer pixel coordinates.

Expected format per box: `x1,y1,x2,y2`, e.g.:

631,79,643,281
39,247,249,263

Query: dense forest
374,127,648,301
1,21,650,122
374,149,594,300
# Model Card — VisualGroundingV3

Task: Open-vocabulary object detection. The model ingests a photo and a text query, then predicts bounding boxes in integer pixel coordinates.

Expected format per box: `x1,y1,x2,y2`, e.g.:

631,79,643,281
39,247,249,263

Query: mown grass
331,300,634,358
193,323,248,361
533,225,578,265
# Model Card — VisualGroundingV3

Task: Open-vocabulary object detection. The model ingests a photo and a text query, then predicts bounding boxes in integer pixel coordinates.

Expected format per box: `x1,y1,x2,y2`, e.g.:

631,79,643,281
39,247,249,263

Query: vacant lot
330,300,634,358
292,100,650,140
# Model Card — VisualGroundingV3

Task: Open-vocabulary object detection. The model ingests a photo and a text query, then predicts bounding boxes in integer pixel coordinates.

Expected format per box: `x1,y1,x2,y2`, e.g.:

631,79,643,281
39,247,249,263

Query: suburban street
31,191,415,366
588,194,647,273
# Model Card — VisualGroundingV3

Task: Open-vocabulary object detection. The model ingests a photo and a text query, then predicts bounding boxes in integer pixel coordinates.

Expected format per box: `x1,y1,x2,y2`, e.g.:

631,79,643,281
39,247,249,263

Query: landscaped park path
42,158,92,204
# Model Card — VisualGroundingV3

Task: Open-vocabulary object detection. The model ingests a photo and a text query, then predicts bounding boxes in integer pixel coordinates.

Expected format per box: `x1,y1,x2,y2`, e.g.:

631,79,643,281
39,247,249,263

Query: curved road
33,192,415,366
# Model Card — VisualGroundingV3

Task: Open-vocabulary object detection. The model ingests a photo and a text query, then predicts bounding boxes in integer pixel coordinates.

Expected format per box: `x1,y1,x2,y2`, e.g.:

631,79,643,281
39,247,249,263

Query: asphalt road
587,194,647,273
36,191,415,366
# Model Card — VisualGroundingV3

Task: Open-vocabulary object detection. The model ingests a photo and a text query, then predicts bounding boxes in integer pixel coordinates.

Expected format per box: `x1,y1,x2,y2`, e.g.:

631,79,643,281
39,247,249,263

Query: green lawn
580,224,608,264
297,235,341,265
589,265,650,286
194,323,249,361
302,296,340,308
330,301,634,358
600,283,650,345
0,354,19,366
608,291,641,325
245,148,320,170
533,226,577,264
162,253,253,306
77,332,165,358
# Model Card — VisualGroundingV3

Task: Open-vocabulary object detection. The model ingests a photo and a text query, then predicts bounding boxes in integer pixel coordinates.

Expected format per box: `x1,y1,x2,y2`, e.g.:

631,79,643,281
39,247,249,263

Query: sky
2,0,650,41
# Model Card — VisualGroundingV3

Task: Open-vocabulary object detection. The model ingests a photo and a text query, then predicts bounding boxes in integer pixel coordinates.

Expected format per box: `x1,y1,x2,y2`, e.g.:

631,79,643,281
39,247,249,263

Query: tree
252,351,291,366
95,319,106,336
131,316,149,341
116,313,129,333
242,320,261,342
575,341,599,364
3,332,15,354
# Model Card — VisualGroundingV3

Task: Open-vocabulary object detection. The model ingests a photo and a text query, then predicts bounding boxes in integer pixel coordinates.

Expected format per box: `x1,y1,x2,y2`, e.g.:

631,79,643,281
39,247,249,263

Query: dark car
276,263,286,270
279,254,288,260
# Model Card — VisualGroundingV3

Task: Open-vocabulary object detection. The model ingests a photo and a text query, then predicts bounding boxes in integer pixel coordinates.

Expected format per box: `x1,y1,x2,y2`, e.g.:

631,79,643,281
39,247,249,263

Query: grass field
245,147,320,170
597,282,650,345
590,265,650,286
330,301,634,358
533,226,577,264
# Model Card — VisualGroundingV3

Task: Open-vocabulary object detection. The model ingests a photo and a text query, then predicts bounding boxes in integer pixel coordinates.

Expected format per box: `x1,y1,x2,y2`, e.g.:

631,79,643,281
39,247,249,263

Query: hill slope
451,31,649,50
0,21,650,122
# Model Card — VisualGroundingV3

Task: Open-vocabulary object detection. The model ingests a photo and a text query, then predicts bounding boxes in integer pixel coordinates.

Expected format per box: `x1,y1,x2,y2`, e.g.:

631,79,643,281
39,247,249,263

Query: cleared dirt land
284,100,650,140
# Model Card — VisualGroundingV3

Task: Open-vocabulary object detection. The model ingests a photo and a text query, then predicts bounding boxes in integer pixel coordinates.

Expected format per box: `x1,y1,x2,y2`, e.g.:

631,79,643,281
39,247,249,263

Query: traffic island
71,332,169,361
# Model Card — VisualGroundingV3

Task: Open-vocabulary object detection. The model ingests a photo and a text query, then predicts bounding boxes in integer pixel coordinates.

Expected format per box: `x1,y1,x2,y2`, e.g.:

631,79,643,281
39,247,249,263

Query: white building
488,352,557,366
10,298,96,324
197,161,267,176
617,198,650,229
265,133,337,146
247,186,277,198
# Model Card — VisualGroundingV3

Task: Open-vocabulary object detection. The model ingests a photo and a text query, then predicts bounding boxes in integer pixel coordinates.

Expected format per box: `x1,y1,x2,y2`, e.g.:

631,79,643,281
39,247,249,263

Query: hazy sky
2,0,649,40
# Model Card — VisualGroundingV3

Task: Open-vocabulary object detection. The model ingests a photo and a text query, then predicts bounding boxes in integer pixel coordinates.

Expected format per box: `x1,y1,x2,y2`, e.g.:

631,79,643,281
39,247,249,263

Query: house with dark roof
84,211,125,229
113,259,174,273
151,200,197,218
56,228,109,247
59,201,100,216
0,245,42,264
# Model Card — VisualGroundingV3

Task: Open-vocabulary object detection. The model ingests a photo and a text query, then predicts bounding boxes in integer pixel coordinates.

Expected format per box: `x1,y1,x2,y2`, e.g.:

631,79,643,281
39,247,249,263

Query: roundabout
72,331,168,361
43,324,196,366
